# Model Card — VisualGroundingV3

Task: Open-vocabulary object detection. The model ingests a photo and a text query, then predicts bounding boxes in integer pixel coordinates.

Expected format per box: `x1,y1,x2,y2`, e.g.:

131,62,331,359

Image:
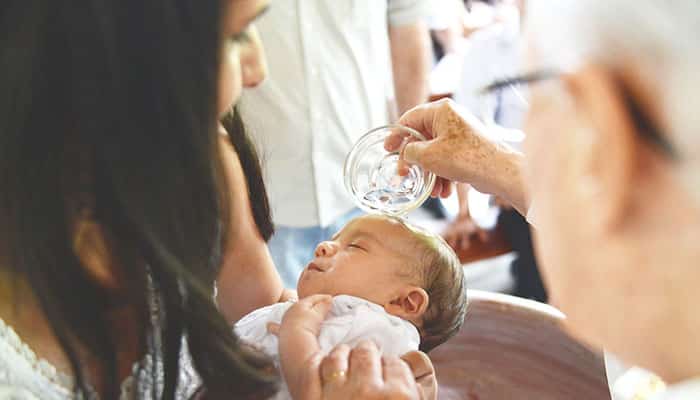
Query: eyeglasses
474,75,529,144
479,69,678,160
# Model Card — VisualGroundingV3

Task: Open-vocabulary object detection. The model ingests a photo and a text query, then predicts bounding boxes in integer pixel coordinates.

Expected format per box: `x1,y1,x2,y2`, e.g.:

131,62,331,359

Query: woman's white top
234,295,420,399
0,317,75,400
0,288,201,400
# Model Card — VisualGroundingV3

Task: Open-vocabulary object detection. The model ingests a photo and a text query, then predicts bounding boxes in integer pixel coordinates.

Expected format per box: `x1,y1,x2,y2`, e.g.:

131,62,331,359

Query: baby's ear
385,287,429,325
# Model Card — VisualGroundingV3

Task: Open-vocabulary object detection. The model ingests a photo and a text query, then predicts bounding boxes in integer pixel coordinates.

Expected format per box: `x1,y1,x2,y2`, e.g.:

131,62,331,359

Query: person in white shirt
384,0,700,398
239,0,432,288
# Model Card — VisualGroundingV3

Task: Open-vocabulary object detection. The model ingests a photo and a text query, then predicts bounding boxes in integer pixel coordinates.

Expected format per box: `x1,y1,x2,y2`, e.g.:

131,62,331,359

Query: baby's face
297,215,420,304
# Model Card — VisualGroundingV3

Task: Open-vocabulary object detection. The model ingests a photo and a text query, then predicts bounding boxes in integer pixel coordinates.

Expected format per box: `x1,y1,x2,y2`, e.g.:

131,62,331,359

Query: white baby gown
234,295,421,399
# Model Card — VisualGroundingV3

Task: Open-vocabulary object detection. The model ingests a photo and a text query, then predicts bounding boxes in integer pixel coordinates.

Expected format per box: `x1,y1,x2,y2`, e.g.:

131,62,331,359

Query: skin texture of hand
276,295,436,400
385,99,529,215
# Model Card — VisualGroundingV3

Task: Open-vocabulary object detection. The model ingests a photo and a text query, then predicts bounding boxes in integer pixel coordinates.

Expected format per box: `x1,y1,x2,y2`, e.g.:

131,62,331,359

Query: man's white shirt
239,0,430,228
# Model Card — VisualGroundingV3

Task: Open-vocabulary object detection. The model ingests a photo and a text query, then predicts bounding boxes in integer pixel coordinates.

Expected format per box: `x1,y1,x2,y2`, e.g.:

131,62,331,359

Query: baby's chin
296,281,322,299
297,281,343,300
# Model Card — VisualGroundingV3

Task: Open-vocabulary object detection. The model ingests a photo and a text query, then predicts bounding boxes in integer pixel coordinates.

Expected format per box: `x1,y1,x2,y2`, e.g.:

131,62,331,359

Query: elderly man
386,0,700,398
239,1,432,288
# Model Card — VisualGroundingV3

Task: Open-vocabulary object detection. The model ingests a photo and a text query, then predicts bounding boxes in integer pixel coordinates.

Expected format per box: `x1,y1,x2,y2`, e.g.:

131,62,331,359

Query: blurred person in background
239,0,433,288
445,0,547,302
428,0,466,62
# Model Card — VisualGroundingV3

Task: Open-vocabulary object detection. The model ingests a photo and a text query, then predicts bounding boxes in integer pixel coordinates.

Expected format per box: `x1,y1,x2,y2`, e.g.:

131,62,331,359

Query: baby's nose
314,241,338,257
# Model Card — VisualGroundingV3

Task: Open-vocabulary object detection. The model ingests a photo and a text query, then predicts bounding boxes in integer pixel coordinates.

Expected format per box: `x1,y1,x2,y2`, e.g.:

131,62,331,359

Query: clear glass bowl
344,125,436,216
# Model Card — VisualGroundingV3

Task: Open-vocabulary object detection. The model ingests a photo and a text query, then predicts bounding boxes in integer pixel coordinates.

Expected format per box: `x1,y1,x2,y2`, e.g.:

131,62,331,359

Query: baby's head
297,214,467,352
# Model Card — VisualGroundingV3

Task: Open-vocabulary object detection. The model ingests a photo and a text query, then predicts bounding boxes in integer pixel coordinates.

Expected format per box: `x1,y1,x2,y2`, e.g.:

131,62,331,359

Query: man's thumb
403,140,431,165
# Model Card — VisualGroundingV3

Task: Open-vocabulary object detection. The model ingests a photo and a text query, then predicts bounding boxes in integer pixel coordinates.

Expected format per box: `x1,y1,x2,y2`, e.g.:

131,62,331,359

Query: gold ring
324,370,347,383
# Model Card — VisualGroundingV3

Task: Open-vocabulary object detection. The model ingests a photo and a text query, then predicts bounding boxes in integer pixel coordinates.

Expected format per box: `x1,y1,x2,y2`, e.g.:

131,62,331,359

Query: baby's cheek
296,273,321,298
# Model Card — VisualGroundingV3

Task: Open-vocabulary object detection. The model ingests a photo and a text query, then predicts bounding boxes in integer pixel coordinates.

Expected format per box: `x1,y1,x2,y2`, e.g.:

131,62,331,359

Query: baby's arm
278,295,333,400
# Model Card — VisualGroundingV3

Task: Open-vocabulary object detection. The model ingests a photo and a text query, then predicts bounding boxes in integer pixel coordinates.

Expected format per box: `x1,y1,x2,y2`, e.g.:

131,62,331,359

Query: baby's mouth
307,262,325,273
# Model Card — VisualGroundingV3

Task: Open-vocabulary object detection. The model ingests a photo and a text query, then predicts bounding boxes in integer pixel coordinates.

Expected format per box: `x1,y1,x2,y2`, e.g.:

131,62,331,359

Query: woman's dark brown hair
0,0,277,397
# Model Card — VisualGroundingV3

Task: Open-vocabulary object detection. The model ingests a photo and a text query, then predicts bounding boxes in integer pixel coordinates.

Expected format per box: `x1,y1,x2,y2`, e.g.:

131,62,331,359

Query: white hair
526,0,700,200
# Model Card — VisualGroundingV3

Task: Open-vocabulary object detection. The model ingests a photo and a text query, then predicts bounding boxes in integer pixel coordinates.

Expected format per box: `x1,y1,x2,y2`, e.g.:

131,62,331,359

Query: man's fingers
440,180,453,198
398,160,411,176
396,135,420,176
402,140,430,165
385,129,409,152
396,102,442,140
431,179,443,198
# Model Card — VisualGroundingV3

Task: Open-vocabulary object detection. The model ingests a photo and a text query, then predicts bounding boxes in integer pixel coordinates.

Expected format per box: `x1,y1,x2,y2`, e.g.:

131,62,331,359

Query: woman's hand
400,351,437,400
314,340,423,400
277,295,436,400
385,99,529,215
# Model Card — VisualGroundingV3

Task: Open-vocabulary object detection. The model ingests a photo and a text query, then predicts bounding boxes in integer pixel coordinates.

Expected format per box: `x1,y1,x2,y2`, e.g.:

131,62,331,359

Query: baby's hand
278,295,333,399
266,322,281,336
280,294,332,337
279,288,299,303
266,294,332,342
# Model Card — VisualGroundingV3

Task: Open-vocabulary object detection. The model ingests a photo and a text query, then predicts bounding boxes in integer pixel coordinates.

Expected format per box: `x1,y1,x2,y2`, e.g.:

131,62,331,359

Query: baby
234,214,467,396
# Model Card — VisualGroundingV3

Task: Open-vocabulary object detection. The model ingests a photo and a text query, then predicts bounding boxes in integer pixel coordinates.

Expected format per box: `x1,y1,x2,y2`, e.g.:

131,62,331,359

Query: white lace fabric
0,316,75,400
0,280,202,400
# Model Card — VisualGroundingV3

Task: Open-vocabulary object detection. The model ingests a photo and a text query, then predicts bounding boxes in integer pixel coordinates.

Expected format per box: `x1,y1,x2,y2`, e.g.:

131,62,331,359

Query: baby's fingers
266,322,280,336
281,294,333,334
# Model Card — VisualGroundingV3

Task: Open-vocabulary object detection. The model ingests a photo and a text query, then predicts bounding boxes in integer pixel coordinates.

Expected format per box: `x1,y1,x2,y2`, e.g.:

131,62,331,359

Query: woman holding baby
0,0,434,399
389,1,700,398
